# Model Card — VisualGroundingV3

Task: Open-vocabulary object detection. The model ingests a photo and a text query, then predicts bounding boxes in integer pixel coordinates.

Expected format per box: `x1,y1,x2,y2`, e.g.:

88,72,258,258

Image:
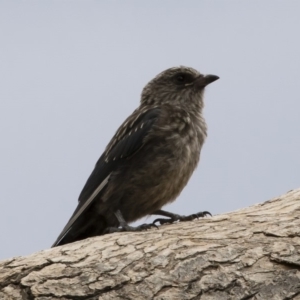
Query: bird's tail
52,205,107,247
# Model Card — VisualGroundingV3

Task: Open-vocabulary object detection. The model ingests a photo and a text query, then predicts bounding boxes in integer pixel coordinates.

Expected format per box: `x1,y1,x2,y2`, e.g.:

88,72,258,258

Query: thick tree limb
1,189,300,299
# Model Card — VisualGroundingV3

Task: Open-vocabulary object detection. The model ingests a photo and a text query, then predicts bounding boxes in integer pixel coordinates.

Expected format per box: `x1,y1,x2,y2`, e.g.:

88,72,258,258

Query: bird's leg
151,209,211,225
104,210,158,234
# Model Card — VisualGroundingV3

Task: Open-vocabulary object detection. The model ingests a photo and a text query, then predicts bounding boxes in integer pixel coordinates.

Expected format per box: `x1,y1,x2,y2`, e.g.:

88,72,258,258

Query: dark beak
195,74,219,87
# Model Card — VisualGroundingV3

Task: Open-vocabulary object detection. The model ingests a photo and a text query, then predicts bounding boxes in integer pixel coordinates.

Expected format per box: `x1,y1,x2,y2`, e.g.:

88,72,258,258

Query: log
1,189,300,300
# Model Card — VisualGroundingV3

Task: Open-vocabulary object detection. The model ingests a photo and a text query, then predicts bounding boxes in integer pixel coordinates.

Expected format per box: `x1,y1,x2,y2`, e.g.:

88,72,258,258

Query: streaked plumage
52,66,219,247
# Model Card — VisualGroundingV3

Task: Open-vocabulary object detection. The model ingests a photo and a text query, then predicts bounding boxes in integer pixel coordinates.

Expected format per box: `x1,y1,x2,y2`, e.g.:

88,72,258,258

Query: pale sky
1,1,300,260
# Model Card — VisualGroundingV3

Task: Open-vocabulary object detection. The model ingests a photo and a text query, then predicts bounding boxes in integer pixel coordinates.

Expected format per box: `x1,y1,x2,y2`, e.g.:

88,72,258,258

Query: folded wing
52,107,160,246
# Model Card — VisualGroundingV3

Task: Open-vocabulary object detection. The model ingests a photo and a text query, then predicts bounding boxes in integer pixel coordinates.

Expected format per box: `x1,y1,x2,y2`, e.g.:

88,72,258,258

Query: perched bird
52,66,219,247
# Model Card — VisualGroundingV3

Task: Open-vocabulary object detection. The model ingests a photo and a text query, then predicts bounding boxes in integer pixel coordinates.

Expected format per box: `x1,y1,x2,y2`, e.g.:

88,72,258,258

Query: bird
52,66,219,247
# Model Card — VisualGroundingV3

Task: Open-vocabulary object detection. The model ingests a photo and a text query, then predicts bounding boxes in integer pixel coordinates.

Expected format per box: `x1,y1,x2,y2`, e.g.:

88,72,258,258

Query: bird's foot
152,210,211,226
105,222,158,234
104,209,158,234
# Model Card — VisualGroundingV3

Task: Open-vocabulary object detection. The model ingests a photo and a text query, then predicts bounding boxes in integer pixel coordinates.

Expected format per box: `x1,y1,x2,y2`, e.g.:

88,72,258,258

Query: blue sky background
1,1,299,260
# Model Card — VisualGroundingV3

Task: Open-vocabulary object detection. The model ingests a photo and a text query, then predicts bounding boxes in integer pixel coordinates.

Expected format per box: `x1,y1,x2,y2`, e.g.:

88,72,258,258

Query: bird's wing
79,106,160,203
52,107,160,246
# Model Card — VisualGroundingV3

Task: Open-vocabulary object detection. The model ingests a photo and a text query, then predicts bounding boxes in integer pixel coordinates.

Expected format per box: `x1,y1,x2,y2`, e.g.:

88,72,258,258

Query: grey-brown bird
52,66,219,247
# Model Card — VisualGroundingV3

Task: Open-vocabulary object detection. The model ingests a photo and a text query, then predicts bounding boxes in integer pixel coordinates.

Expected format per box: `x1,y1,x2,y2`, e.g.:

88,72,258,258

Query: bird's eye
173,73,194,85
176,75,185,82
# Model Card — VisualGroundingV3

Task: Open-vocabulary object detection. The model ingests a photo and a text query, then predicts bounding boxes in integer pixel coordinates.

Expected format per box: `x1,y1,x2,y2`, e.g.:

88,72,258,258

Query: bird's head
141,66,219,110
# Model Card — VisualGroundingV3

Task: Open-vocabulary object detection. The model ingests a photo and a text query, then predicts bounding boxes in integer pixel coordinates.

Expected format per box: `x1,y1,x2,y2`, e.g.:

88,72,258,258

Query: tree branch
1,189,300,299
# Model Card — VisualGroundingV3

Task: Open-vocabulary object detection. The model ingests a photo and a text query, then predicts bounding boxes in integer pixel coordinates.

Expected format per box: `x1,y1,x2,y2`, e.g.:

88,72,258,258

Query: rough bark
1,189,300,300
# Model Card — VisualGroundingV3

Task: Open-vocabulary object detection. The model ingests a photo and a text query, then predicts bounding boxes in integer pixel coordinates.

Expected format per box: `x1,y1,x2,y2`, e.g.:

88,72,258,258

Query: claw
104,222,158,234
137,223,159,231
152,218,173,226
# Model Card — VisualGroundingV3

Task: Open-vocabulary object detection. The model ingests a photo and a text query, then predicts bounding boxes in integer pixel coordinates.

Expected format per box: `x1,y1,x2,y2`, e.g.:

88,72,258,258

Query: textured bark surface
1,189,300,300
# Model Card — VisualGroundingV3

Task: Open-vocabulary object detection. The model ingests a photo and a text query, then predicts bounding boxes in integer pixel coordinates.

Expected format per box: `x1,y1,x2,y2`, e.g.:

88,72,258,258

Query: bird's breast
148,116,205,205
